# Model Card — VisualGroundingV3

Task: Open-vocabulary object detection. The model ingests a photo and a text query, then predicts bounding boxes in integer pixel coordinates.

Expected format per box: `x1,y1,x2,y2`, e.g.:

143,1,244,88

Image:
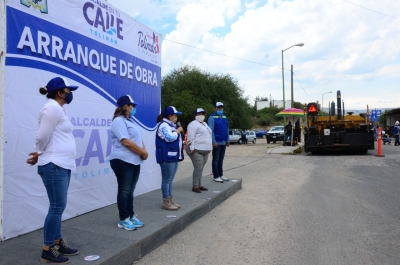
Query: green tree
161,65,253,129
255,106,283,126
293,101,306,110
379,109,389,126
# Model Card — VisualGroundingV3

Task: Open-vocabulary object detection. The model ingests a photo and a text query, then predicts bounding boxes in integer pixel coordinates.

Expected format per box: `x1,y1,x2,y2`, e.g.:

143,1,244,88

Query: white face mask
195,115,205,122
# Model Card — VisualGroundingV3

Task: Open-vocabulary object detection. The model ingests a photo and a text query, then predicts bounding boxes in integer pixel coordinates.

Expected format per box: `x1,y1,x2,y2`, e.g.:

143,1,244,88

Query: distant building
385,108,400,126
257,100,292,110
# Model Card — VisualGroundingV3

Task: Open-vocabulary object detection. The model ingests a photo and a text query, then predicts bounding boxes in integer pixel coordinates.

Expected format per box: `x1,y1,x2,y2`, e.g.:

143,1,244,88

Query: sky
108,0,400,110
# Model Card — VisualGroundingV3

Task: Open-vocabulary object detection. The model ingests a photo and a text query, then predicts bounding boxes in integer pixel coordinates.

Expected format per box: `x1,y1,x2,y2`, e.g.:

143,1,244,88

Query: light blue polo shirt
109,116,143,165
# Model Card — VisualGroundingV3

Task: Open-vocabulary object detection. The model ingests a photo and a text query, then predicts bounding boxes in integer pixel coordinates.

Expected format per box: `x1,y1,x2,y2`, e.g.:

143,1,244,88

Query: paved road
136,142,400,265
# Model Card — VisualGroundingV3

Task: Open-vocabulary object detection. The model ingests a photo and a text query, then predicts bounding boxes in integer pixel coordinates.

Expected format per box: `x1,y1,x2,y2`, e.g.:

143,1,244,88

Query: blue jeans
160,162,178,198
38,162,71,246
110,159,141,221
212,144,226,178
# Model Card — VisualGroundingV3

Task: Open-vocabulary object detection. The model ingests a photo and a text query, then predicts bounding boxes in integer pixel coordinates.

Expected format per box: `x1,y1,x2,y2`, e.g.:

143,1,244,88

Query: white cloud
109,0,400,109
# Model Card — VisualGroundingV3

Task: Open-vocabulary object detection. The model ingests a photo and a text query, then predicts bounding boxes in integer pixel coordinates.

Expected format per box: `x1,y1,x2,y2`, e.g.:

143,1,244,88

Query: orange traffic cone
374,127,385,157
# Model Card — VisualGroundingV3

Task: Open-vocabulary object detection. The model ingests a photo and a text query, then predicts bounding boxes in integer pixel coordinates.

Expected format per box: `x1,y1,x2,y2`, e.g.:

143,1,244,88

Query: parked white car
246,131,257,144
229,129,256,144
229,129,241,143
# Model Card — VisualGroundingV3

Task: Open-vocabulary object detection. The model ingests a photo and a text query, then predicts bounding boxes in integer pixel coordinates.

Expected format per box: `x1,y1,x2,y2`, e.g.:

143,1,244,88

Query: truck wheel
273,141,276,143
267,139,270,143
253,138,256,144
262,135,266,138
238,139,243,145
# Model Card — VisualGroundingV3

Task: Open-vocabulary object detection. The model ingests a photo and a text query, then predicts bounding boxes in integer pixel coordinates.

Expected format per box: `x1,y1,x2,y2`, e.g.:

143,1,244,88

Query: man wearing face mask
186,108,213,193
208,102,230,183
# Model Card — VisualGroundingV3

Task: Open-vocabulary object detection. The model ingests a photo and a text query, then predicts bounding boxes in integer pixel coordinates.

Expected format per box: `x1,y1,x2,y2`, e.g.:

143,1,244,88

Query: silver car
246,131,256,144
229,129,256,144
229,129,241,143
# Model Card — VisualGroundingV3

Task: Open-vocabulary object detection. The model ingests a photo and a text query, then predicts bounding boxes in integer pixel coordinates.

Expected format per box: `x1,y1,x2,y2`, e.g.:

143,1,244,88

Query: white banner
2,0,162,240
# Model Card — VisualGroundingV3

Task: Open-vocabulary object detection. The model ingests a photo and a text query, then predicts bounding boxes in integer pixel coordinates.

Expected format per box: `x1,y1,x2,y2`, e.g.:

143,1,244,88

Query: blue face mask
64,92,73,104
216,110,223,115
130,107,136,117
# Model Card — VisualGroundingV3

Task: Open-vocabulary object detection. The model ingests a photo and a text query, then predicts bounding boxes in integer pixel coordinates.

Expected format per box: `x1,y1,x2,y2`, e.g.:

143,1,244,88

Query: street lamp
281,43,304,127
322,91,332,116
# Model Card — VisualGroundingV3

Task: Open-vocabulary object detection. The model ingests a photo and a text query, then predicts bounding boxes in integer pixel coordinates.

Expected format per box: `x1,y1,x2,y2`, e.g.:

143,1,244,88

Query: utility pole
291,64,294,108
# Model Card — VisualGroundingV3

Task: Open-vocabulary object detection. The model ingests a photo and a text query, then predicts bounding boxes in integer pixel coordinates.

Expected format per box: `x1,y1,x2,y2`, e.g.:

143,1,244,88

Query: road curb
0,176,242,265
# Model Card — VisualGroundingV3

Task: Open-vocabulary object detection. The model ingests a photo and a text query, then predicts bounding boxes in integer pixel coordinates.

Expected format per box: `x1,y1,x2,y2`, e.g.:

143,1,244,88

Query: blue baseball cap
46,77,78,93
117,95,138,107
163,106,182,116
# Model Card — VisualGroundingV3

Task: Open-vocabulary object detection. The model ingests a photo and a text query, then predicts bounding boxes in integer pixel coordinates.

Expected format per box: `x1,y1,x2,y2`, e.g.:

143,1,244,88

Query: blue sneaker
117,217,136,231
130,215,144,228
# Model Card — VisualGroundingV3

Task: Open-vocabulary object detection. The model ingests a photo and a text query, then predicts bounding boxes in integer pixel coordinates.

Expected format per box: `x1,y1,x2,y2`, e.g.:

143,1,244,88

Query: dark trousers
395,135,400,146
212,144,226,178
110,159,141,221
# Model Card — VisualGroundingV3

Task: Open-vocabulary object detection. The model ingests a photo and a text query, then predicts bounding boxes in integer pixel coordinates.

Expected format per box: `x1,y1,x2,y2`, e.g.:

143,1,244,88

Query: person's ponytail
112,106,125,121
39,87,64,99
39,87,48,95
156,113,164,123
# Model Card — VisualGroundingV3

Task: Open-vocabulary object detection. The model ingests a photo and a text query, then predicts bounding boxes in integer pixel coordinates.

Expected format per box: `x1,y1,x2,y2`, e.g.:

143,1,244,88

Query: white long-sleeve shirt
187,120,213,151
36,99,76,170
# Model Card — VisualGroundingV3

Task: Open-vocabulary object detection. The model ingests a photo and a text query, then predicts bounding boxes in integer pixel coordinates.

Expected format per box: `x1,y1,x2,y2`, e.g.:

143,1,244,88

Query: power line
163,38,310,100
163,38,278,69
293,73,312,101
343,0,398,19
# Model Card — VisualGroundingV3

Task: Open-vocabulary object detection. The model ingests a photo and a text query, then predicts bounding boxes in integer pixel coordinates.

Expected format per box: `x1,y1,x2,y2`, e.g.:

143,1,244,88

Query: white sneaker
221,176,229,181
213,177,224,183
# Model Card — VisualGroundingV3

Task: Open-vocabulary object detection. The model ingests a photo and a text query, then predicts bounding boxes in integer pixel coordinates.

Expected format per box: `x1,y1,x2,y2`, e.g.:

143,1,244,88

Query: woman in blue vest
156,106,184,210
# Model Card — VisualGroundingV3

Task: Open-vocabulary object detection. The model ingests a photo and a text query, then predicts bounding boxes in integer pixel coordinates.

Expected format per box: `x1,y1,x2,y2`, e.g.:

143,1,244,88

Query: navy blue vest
394,125,399,135
155,121,183,163
211,112,229,142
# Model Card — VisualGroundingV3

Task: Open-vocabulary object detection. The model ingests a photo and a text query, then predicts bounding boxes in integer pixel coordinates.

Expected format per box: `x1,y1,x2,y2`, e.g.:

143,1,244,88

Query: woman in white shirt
26,77,79,264
186,108,213,193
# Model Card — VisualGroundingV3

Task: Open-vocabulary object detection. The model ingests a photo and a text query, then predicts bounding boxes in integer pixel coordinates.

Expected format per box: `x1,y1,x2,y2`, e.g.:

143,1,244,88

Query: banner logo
83,1,123,45
21,0,48,14
138,31,160,54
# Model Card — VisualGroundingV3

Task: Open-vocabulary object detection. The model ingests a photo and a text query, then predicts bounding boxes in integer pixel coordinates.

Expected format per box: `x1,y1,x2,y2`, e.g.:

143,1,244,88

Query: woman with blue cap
109,95,148,231
27,77,80,263
156,106,184,210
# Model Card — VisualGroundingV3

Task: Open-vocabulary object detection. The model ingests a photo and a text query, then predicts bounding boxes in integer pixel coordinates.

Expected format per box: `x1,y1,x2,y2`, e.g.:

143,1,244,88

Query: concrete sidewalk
0,142,295,265
0,176,241,265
